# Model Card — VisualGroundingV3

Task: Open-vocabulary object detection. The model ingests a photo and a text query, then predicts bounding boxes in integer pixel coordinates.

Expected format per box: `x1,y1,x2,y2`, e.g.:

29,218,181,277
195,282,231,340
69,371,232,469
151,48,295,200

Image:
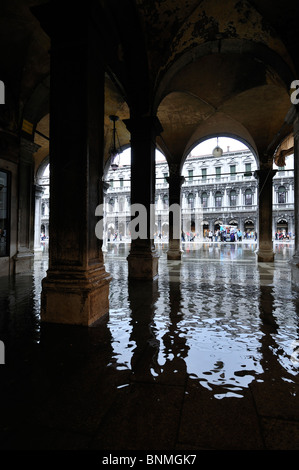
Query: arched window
188,193,194,209
201,192,208,208
163,194,168,209
119,197,124,212
245,189,252,206
108,198,114,212
278,186,286,204
215,191,222,208
230,190,236,206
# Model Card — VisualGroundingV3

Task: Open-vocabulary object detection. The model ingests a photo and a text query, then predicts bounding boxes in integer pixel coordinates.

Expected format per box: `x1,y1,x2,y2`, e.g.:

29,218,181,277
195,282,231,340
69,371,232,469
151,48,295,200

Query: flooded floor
1,241,299,450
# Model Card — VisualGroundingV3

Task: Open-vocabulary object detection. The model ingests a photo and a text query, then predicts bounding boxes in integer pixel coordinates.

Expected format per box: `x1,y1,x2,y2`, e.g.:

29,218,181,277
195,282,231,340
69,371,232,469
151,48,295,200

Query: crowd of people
181,226,257,243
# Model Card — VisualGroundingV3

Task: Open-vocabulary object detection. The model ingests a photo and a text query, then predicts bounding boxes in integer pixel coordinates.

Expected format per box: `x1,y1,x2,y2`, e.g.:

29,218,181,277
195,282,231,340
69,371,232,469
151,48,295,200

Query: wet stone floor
1,240,299,451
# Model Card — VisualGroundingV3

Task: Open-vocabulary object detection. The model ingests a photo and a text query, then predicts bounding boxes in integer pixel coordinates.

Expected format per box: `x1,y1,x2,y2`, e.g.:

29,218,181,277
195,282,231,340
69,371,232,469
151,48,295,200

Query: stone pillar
166,166,185,260
124,116,162,280
34,184,44,253
41,6,111,325
14,139,40,273
254,166,277,262
291,115,299,262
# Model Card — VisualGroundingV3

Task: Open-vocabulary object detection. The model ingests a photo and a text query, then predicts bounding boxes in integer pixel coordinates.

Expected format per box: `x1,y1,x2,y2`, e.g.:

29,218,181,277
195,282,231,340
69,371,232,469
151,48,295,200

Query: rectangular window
244,163,251,176
0,170,10,257
163,172,168,183
109,178,113,188
215,194,222,207
230,165,236,180
188,169,193,182
202,168,207,181
215,167,221,179
120,177,123,187
202,193,208,208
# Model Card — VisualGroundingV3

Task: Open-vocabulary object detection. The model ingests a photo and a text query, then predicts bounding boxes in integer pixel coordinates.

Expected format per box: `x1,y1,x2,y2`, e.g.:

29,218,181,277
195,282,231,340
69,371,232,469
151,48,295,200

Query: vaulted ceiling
0,0,298,172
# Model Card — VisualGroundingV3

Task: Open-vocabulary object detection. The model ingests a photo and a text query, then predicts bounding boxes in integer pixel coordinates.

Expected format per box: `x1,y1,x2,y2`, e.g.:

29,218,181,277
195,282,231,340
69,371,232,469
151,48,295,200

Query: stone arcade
1,0,299,452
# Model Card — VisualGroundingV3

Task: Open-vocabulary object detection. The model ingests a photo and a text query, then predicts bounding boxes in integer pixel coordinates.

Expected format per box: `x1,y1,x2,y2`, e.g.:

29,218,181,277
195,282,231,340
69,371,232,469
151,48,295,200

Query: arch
35,155,49,184
180,132,259,171
154,35,295,114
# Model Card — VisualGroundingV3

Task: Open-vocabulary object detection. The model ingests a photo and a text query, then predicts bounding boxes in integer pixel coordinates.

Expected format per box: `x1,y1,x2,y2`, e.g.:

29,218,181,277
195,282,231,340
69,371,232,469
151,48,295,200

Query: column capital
20,137,41,163
34,183,45,198
166,174,185,186
123,115,163,138
254,168,277,181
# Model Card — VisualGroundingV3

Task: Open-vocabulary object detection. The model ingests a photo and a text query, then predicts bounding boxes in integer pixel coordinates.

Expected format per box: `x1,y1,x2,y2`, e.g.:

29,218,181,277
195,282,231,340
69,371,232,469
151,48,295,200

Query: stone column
41,7,111,325
166,165,185,260
124,116,162,280
254,166,277,262
33,183,44,253
291,115,299,262
14,139,40,273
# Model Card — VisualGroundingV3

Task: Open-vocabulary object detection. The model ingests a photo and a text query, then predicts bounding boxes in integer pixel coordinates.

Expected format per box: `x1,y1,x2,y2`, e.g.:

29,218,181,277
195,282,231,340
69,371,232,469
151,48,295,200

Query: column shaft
41,7,111,325
293,116,299,259
167,169,184,260
14,139,40,273
124,116,162,279
255,167,276,262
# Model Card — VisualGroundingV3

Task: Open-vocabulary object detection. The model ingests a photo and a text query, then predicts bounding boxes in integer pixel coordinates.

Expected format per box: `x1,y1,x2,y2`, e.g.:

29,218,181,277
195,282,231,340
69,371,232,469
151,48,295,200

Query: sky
118,136,248,165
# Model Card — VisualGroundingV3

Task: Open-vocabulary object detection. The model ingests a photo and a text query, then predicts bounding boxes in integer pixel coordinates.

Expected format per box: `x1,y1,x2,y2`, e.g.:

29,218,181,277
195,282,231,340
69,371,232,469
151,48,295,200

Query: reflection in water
1,241,299,402
105,242,299,399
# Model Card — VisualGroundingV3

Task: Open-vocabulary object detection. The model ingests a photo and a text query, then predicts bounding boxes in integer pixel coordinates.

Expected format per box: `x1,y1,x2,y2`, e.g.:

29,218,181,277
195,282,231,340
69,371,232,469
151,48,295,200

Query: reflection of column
254,166,277,262
128,279,160,379
34,184,44,253
161,277,188,378
41,6,111,325
166,166,184,260
124,116,162,280
14,139,40,273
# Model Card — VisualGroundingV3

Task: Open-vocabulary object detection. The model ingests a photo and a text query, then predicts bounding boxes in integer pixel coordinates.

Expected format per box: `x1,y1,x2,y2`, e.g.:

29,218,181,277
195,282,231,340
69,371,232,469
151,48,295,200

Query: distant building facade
103,148,294,242
39,148,294,243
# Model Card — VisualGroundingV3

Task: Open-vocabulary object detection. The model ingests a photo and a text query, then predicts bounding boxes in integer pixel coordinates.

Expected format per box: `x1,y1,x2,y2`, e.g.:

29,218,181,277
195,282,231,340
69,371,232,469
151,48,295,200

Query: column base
13,250,34,274
256,249,275,262
41,265,112,326
127,249,159,280
167,249,183,260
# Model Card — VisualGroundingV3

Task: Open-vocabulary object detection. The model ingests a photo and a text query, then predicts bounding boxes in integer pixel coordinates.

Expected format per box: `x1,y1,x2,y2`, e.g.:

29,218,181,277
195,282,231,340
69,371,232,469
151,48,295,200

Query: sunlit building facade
102,148,294,242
